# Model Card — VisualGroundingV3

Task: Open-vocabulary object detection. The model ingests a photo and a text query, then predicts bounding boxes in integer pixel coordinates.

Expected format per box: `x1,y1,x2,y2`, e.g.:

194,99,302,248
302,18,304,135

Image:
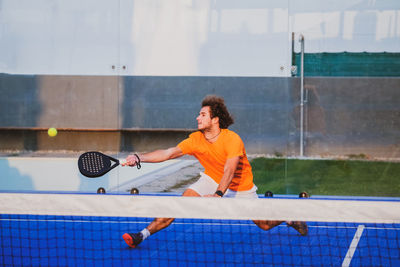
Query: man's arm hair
123,146,184,167
139,146,184,163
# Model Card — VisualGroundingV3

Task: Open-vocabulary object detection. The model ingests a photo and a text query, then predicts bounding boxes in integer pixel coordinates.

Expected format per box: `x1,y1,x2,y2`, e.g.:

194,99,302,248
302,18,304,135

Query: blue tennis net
1,193,399,266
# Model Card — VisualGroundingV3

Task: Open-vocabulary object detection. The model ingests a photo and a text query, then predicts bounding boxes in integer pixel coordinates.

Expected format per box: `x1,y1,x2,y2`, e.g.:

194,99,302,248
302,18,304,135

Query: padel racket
78,151,140,178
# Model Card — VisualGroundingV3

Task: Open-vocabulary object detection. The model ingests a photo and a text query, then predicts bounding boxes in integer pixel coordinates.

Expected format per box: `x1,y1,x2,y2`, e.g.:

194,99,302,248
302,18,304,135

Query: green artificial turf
251,157,400,197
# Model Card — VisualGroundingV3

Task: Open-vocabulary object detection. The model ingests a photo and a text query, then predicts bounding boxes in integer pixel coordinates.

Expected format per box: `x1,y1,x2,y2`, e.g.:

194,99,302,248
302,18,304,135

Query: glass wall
0,0,399,197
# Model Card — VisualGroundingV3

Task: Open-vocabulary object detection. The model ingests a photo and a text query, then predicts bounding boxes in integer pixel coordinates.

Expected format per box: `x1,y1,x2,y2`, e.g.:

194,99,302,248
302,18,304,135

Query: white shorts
188,172,258,199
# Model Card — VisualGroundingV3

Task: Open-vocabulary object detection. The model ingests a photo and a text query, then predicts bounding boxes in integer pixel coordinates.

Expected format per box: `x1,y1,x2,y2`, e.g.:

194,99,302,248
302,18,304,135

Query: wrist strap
134,154,141,169
215,190,224,197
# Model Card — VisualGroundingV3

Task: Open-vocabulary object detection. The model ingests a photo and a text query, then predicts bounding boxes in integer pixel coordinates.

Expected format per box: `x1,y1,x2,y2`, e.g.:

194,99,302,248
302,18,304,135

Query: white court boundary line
342,225,365,267
1,218,399,231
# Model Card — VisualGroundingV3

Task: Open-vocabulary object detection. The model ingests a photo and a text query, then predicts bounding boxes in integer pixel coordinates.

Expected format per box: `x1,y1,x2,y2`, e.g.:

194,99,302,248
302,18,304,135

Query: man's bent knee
253,220,283,231
183,188,201,197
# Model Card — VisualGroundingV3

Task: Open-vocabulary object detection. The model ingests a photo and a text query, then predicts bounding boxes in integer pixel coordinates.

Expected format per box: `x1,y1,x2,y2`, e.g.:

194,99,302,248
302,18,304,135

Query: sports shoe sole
123,233,137,248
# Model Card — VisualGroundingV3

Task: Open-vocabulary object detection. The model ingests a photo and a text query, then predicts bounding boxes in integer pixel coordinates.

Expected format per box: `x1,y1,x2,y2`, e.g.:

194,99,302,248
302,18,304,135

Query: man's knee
253,220,283,231
182,188,201,197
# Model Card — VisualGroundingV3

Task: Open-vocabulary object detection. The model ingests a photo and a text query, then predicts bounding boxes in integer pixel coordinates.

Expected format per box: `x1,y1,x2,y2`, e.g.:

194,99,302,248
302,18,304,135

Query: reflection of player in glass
304,84,327,139
122,95,308,248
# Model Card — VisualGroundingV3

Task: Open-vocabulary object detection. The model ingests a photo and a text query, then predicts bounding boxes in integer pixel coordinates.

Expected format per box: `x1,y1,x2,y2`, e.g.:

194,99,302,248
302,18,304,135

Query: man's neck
202,127,222,142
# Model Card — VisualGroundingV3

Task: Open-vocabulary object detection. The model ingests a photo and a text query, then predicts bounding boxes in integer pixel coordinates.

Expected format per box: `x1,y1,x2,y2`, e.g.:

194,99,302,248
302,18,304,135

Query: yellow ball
48,127,58,137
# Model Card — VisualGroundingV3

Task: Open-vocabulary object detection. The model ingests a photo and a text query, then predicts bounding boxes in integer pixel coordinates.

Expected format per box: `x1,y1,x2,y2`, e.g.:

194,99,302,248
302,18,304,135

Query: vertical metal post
299,34,305,157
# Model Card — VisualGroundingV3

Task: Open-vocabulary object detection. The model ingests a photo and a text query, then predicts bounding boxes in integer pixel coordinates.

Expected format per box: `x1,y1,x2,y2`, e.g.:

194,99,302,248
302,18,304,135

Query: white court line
2,218,398,231
0,218,253,226
342,224,365,267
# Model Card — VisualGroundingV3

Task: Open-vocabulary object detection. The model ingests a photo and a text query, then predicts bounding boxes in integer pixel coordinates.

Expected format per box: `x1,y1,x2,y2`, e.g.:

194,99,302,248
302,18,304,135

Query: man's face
197,106,214,130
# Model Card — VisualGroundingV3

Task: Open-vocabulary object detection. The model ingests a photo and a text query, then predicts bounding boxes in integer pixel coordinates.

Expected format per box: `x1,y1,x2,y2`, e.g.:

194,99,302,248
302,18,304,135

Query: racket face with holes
78,151,119,178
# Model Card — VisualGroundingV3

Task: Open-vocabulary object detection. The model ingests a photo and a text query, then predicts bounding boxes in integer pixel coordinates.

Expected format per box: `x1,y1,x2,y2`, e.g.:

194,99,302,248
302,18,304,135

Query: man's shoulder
188,131,203,139
222,129,243,141
223,129,243,144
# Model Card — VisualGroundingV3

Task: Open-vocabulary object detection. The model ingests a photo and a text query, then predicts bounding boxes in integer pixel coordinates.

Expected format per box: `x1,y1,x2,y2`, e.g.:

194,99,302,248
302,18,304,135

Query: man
122,95,307,248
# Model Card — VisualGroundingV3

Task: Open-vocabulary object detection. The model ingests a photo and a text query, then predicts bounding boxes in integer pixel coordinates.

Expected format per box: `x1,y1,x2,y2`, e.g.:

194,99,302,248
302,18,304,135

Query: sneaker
287,221,308,236
123,232,143,248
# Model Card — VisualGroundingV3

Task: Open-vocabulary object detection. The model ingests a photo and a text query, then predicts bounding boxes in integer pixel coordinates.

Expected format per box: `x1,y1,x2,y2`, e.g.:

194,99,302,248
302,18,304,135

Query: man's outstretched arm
122,146,184,167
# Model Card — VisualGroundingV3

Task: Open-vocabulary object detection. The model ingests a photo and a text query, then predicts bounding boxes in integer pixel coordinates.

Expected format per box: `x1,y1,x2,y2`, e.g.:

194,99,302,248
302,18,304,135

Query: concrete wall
1,74,399,158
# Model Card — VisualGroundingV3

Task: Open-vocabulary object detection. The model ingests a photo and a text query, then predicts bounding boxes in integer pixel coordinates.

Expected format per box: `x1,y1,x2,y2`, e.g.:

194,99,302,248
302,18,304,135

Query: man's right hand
122,154,140,167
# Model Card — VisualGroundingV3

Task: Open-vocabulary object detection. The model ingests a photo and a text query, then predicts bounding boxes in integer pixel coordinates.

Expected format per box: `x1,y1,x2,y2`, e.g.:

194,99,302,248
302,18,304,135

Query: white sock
140,228,150,240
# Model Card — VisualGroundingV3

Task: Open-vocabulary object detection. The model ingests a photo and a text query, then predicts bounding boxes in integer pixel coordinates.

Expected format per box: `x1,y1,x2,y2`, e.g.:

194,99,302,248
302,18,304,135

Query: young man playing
122,95,308,248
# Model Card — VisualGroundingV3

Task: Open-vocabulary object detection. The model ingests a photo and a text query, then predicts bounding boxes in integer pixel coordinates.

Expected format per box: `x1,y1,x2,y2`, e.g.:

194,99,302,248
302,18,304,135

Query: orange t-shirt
177,129,254,191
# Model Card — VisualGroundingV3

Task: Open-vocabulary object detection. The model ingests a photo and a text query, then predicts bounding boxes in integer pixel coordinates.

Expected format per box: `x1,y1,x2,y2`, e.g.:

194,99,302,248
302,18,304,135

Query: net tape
1,193,399,223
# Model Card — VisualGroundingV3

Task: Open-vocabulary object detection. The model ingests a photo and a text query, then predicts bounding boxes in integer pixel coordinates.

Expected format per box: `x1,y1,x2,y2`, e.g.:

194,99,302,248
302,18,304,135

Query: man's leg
123,188,200,248
253,220,284,230
253,220,308,236
226,187,308,236
146,189,199,234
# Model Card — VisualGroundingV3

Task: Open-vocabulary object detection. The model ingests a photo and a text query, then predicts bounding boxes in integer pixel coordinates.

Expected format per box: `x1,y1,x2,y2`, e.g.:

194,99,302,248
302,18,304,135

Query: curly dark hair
201,95,234,129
